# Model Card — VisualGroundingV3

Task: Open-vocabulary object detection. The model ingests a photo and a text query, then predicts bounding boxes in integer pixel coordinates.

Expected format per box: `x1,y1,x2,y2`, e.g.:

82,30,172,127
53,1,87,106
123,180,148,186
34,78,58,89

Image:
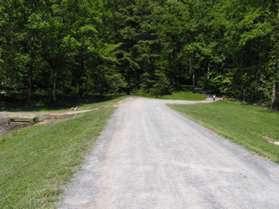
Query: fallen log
8,117,35,125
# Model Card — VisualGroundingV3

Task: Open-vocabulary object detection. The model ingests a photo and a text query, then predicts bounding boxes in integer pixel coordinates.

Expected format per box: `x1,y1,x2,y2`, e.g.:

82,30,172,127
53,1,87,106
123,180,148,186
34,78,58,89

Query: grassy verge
138,91,206,101
0,98,121,209
171,101,279,163
158,91,206,100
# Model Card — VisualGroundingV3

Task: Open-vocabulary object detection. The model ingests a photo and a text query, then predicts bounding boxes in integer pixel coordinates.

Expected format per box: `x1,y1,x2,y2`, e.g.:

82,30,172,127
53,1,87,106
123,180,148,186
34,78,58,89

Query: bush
32,116,40,123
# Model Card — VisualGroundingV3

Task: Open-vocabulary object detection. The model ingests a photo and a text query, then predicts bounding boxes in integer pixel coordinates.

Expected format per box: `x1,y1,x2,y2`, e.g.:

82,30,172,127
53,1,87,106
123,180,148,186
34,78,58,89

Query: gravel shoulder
58,97,279,209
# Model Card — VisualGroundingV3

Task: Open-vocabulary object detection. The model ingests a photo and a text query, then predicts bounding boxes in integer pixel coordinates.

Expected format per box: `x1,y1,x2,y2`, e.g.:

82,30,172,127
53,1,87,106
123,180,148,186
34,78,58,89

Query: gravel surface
58,97,279,209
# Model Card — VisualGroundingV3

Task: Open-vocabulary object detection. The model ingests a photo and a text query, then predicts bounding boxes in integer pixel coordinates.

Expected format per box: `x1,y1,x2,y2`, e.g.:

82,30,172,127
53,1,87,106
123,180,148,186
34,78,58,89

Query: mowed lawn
172,101,279,163
0,98,121,209
158,91,206,101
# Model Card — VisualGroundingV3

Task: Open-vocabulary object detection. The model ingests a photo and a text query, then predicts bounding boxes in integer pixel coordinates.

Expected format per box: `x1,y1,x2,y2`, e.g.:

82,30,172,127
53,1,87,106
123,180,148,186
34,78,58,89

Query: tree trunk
207,65,210,80
27,65,33,104
272,81,279,109
272,57,279,109
126,87,130,95
78,53,85,98
46,57,59,103
271,0,279,109
189,57,195,89
192,72,196,89
52,70,57,102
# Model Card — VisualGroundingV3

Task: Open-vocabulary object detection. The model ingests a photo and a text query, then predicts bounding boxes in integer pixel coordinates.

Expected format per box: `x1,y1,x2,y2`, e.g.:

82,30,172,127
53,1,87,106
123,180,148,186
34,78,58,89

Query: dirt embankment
0,109,95,134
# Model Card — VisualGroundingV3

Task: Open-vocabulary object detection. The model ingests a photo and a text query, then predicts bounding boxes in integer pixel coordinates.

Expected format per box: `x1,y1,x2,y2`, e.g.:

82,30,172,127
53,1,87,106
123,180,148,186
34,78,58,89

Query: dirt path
58,97,279,209
0,109,95,119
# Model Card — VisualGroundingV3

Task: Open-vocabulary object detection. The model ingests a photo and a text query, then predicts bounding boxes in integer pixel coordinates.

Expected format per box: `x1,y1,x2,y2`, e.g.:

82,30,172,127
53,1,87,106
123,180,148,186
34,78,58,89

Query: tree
271,1,279,109
0,0,279,107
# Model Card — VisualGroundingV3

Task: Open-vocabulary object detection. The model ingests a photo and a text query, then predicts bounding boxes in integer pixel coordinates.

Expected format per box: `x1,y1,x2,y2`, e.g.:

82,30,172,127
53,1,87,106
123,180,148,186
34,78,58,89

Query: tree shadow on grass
0,95,121,112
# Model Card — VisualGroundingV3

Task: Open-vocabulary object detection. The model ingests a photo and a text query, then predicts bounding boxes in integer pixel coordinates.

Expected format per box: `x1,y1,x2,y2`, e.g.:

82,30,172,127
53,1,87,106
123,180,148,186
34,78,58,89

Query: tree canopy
0,0,278,108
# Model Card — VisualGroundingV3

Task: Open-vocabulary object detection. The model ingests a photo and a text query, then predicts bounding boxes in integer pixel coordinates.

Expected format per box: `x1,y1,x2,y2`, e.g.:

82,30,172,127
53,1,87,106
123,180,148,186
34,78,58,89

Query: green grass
158,91,206,101
0,98,121,209
172,101,279,163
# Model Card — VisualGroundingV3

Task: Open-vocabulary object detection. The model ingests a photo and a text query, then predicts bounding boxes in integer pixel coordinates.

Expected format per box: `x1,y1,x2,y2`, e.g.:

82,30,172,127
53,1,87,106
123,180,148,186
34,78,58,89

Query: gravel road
58,97,279,209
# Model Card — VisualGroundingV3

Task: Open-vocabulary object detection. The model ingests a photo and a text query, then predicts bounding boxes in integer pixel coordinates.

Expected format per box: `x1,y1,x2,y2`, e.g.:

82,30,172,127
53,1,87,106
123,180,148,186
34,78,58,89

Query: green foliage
32,116,40,123
207,72,234,95
79,25,98,34
0,0,278,106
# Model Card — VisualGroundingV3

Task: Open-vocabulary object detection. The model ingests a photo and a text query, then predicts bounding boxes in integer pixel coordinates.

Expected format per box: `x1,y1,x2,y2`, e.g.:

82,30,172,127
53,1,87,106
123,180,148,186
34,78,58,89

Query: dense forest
0,0,279,108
